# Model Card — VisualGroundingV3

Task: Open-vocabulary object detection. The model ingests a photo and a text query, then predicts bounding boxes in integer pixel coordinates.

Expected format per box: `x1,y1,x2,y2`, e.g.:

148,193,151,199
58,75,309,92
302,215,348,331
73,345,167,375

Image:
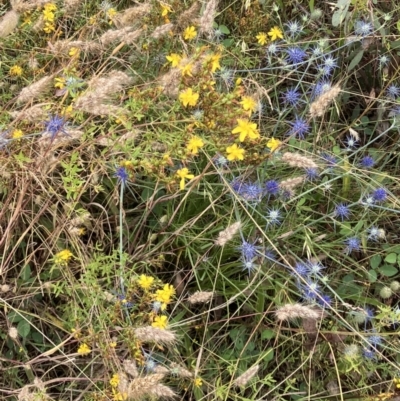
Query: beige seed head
188,291,214,304
215,221,241,246
309,84,341,118
281,152,318,169
149,384,176,398
160,68,181,98
10,104,47,122
17,75,54,104
0,284,10,293
134,326,177,344
9,326,18,339
234,364,259,387
199,0,218,37
280,176,305,192
123,359,139,378
113,4,151,28
275,303,323,321
170,362,193,378
151,23,174,39
0,10,20,38
176,2,201,29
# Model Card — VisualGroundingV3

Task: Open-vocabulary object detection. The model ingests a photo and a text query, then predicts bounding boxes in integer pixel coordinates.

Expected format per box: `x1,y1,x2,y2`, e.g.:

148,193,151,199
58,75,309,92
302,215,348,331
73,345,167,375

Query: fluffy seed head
199,0,218,37
150,23,174,39
188,291,214,304
134,326,177,344
215,221,241,246
17,75,54,103
380,286,392,299
9,326,18,339
0,10,19,38
234,365,259,387
170,363,193,378
309,84,341,118
281,152,318,169
275,303,323,321
123,359,139,378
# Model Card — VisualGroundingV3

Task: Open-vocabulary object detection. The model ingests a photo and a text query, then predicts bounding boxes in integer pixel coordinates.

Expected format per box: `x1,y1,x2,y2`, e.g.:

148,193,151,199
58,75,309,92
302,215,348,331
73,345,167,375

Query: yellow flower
176,168,195,190
77,343,91,355
54,77,66,89
256,32,268,45
179,62,194,77
43,9,55,22
183,26,197,40
10,65,23,77
187,136,204,155
44,3,57,12
138,274,154,290
12,129,23,139
113,392,127,401
110,341,117,348
155,284,176,304
226,143,245,161
231,119,260,142
194,377,203,387
110,374,120,387
206,53,221,73
268,26,283,41
152,315,168,329
266,137,282,152
54,249,73,265
107,8,117,18
69,47,80,57
179,88,199,107
43,22,55,33
240,96,257,115
160,3,172,16
166,53,182,67
78,228,86,236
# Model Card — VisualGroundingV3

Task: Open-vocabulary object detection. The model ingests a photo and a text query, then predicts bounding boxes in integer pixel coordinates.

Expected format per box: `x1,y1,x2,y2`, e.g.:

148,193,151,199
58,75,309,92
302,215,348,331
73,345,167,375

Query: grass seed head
234,364,260,387
0,10,19,38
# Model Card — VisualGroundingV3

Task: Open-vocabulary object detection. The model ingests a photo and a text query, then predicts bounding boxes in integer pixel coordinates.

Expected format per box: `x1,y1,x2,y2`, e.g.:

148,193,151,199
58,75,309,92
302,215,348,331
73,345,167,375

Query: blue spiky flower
266,208,282,226
238,240,259,261
360,155,375,169
334,203,351,221
43,114,68,141
286,47,307,65
281,87,301,106
285,20,303,37
344,236,361,253
305,167,319,181
288,116,310,139
372,188,387,202
354,20,373,36
264,180,280,196
386,84,400,99
114,167,128,185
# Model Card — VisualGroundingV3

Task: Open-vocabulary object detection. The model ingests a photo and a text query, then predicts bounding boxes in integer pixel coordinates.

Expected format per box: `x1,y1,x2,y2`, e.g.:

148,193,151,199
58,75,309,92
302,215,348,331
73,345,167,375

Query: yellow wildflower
183,26,197,40
256,32,268,45
179,62,194,77
54,77,66,89
166,53,182,67
240,96,257,115
12,130,23,139
160,3,172,16
69,47,80,57
137,275,154,290
107,8,117,18
206,53,221,73
187,136,204,155
231,119,260,142
54,249,73,265
43,9,55,22
44,3,57,12
77,343,91,355
266,138,282,152
10,65,23,77
152,315,168,329
112,392,127,401
179,88,199,107
110,374,120,387
194,377,203,387
268,26,283,41
110,341,117,348
176,168,195,190
226,143,245,161
43,22,55,33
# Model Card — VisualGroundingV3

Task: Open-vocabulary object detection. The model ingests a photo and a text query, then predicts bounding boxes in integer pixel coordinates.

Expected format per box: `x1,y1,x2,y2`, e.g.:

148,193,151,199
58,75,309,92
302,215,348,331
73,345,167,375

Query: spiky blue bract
241,182,263,202
44,114,68,141
360,155,375,169
334,203,351,221
266,208,282,226
288,116,310,139
264,180,280,196
238,240,259,261
285,20,303,37
372,188,387,202
386,84,400,99
286,47,307,65
344,236,361,253
281,87,301,106
114,167,128,185
305,168,319,181
354,20,373,36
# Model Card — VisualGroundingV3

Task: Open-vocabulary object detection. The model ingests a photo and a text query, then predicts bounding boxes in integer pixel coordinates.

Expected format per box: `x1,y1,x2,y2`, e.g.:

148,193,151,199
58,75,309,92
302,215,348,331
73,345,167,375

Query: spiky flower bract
114,167,128,185
281,87,301,106
43,114,68,141
286,47,307,65
360,155,375,169
344,236,361,253
288,116,310,139
372,188,387,202
334,203,351,221
354,20,373,36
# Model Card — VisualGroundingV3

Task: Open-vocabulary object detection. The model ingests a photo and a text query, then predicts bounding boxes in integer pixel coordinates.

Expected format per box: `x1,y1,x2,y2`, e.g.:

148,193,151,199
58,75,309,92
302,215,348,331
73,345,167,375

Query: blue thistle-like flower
266,42,279,55
321,153,337,167
318,294,332,307
379,55,390,67
238,240,259,261
312,80,332,99
386,84,400,99
301,280,320,301
231,178,245,194
43,114,68,141
318,55,338,76
361,194,375,207
242,259,257,274
372,188,387,202
305,167,319,181
362,348,376,359
293,261,309,278
264,179,280,196
345,135,358,150
241,182,263,202
334,203,351,221
265,208,282,226
264,249,276,261
360,155,375,169
286,47,307,65
281,87,301,106
117,293,134,308
311,46,324,57
114,167,128,185
0,130,12,152
368,335,383,346
285,20,303,37
344,236,361,253
307,260,325,275
145,358,157,373
288,116,310,139
354,20,373,36
367,226,383,242
364,307,374,321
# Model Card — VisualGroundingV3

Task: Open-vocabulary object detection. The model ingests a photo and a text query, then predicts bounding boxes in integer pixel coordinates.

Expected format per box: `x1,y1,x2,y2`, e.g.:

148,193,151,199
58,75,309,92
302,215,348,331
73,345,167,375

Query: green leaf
17,320,31,338
21,264,31,281
385,253,397,264
218,25,230,34
264,348,274,363
367,269,377,283
348,50,364,72
370,255,382,269
378,265,398,277
331,0,350,27
7,311,23,323
261,329,275,340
